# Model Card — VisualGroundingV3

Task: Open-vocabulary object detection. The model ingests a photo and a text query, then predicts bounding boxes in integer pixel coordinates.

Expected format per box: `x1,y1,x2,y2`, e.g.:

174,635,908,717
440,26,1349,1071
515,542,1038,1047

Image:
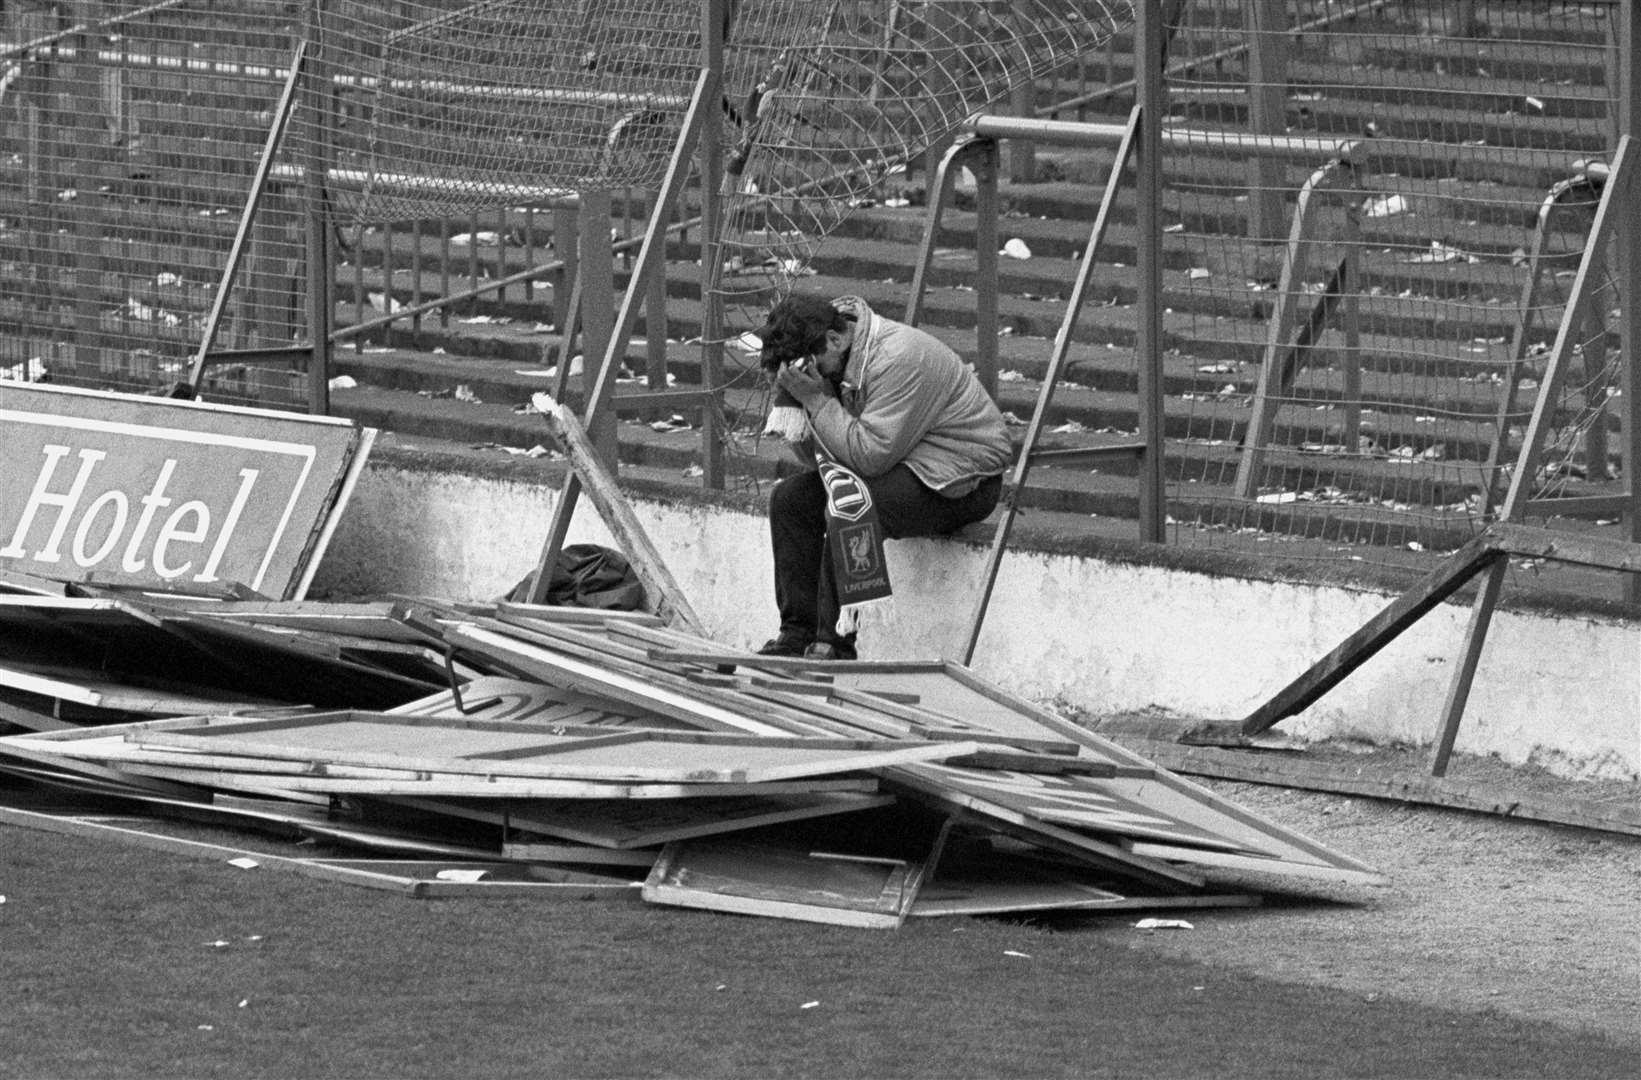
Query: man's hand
776,359,831,410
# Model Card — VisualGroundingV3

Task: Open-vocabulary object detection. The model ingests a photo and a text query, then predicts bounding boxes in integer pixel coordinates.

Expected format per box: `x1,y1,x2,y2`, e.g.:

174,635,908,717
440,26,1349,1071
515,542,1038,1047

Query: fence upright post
1135,0,1166,542
1618,0,1641,602
302,0,332,416
1245,0,1289,243
696,0,727,489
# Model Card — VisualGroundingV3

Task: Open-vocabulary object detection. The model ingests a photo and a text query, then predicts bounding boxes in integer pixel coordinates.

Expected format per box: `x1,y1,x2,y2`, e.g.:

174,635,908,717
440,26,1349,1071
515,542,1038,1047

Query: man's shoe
757,631,812,657
803,640,858,662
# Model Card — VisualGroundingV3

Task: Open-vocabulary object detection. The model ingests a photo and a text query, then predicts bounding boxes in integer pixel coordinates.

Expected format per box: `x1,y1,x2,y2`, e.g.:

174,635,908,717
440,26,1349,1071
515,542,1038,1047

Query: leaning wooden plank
530,393,704,632
1235,537,1504,735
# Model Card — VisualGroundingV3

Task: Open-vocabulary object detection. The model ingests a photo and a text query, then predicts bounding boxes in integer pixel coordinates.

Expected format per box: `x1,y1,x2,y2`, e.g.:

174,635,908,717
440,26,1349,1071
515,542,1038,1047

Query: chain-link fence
1,1,310,403
1,2,1633,594
1150,0,1628,567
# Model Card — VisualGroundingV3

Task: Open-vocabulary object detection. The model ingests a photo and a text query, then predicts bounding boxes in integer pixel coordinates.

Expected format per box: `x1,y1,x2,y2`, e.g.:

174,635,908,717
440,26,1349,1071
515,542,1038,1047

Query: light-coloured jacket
807,296,1013,495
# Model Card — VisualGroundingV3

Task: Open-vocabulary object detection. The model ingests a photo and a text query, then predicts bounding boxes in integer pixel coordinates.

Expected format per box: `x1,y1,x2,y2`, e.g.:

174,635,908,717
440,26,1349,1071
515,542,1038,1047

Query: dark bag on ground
502,544,646,610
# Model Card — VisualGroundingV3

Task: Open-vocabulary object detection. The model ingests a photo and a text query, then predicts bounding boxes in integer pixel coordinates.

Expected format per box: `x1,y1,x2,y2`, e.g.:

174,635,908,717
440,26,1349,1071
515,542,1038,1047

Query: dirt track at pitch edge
1079,782,1641,1041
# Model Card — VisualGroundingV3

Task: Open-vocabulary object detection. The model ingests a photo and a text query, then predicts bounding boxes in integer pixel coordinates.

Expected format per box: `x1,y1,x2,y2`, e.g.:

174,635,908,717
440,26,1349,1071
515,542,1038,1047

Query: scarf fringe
763,404,811,441
836,595,894,637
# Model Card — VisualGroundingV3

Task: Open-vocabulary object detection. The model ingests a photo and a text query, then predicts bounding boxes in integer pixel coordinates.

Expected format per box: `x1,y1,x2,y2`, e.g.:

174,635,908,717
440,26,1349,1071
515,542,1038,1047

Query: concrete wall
313,452,1641,782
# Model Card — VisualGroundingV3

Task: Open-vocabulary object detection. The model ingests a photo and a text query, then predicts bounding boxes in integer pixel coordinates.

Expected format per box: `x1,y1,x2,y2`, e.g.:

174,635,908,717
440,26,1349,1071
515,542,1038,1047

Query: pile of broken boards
0,581,1384,928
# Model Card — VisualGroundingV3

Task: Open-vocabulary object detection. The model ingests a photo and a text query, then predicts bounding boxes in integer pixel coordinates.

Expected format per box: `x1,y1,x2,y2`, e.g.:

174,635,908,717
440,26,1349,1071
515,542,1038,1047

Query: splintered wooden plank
389,676,659,724
292,859,646,899
0,661,282,715
642,840,929,929
96,760,885,801
448,622,830,736
138,600,435,642
129,711,981,783
0,803,640,900
495,842,659,868
473,791,895,849
911,877,1262,917
494,601,666,627
0,696,77,732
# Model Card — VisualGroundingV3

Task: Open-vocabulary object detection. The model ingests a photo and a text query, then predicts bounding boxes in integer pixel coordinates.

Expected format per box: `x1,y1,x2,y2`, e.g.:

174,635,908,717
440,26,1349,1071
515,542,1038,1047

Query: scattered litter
800,1001,821,1010
650,414,691,432
1256,492,1298,504
1134,918,1193,930
1407,240,1478,265
226,858,259,870
453,384,480,403
1362,193,1409,218
1,357,46,382
435,869,490,883
449,231,500,246
997,369,1025,382
731,331,763,354
328,375,357,390
1003,950,1032,959
1187,267,1212,280
1001,238,1032,260
1197,363,1234,374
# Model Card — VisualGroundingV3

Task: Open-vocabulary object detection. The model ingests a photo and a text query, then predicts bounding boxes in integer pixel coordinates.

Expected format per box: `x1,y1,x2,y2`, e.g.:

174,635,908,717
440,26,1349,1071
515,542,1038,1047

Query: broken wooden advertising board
0,601,1385,925
0,382,373,598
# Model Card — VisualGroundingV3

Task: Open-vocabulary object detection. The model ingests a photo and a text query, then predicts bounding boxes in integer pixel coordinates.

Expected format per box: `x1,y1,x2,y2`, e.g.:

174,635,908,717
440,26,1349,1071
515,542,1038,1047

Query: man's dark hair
756,294,852,372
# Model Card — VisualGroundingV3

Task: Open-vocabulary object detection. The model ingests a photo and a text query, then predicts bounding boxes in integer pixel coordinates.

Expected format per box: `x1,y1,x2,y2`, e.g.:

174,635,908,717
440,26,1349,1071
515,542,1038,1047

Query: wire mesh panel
312,0,711,221
1155,0,1625,574
0,1,308,404
714,0,1137,330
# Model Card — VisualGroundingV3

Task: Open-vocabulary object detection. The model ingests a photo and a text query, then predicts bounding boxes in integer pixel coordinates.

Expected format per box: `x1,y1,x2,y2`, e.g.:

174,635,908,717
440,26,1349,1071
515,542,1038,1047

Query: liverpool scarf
819,461,893,634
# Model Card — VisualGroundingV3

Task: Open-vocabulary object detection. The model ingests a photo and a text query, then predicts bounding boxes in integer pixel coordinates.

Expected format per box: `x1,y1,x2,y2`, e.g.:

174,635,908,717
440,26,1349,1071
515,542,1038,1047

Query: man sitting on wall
755,293,1013,661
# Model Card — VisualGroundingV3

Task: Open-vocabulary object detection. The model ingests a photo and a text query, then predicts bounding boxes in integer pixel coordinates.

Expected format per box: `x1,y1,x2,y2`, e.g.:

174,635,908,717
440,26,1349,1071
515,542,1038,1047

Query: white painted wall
313,459,1640,781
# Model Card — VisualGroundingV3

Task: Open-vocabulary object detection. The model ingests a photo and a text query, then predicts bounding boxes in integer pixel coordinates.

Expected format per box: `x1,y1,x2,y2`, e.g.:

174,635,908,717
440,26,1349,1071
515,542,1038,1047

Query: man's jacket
806,296,1013,496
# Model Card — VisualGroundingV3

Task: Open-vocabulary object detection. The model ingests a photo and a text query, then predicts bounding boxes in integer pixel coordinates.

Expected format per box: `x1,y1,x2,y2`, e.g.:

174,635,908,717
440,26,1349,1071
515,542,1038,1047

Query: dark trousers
768,464,1002,645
